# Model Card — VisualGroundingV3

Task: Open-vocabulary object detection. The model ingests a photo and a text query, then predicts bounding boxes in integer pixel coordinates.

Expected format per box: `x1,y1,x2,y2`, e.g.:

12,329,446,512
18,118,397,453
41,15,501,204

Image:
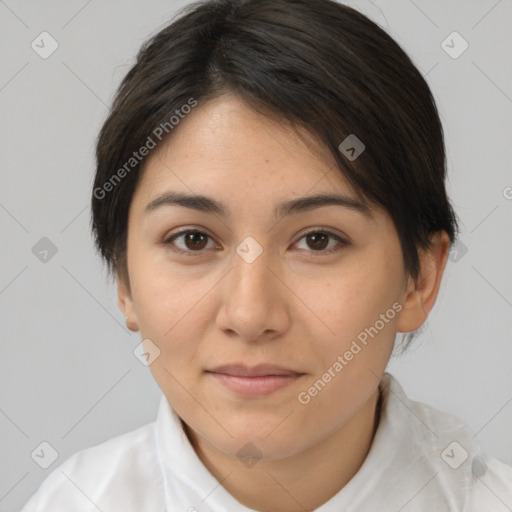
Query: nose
215,243,290,343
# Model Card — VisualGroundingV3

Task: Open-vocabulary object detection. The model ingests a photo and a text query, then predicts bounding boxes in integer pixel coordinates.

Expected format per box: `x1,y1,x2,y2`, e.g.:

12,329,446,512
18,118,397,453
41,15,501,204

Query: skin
118,94,450,512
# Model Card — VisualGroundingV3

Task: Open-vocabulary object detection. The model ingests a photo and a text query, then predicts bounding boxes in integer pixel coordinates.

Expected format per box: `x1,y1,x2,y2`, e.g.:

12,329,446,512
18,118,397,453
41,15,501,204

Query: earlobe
117,276,139,332
396,231,451,333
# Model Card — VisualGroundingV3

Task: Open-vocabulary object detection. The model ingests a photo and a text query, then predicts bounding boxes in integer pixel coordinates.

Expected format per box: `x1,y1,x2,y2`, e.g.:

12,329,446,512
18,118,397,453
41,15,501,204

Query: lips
206,363,305,397
206,363,303,377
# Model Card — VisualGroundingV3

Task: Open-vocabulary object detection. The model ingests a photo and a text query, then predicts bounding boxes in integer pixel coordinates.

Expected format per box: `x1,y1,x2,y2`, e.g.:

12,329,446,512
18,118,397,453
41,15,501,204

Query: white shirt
21,373,512,511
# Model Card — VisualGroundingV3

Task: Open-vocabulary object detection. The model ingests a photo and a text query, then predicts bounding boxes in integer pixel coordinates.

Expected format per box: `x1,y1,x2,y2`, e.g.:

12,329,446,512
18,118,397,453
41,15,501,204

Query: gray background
1,0,511,509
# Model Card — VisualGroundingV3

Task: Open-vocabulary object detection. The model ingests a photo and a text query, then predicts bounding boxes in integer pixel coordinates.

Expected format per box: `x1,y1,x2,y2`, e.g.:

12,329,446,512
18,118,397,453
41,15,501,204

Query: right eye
163,229,218,255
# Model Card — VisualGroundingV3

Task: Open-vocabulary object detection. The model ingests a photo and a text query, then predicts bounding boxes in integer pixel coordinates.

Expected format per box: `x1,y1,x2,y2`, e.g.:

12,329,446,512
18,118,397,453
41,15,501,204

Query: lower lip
207,372,303,397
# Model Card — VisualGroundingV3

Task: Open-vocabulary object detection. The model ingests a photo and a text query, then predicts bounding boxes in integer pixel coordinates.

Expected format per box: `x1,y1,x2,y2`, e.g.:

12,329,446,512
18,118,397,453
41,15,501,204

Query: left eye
294,230,348,254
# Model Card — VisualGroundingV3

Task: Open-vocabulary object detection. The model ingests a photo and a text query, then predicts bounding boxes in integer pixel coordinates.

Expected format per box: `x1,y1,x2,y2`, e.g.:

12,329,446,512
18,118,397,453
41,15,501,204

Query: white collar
154,372,485,511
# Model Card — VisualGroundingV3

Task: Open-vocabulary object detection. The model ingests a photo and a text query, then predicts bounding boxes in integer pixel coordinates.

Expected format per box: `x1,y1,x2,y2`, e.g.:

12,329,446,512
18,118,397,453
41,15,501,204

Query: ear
396,231,451,333
117,275,139,332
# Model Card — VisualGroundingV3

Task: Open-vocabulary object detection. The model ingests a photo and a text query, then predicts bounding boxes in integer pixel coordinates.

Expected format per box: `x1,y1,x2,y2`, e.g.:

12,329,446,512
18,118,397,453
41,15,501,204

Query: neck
184,387,382,512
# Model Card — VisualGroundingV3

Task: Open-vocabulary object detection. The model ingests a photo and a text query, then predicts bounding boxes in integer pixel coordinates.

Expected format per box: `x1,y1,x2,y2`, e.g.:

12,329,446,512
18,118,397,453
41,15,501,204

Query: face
119,94,415,461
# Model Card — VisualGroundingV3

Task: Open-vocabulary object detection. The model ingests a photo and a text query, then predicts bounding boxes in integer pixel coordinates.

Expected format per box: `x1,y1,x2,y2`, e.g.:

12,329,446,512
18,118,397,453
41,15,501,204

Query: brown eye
305,232,329,251
294,229,348,254
164,230,215,253
183,231,208,250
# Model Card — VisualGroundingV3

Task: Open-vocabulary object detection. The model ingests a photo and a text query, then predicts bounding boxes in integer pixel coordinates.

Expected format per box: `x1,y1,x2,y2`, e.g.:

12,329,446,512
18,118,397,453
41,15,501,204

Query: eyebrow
144,191,373,220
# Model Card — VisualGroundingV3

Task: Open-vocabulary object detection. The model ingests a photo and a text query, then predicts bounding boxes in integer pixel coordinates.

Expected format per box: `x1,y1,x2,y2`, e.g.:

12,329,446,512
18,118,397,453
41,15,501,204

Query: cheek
293,256,400,425
130,263,216,401
129,245,218,338
292,251,402,342
290,252,404,403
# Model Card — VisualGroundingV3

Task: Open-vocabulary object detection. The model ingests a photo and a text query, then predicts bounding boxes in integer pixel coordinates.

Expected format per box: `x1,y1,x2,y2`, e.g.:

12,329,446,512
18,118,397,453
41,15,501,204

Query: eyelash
163,228,349,257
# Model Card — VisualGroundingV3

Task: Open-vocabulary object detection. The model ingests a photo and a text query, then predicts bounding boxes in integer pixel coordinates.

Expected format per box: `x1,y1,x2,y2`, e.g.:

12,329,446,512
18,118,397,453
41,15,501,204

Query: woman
22,0,512,510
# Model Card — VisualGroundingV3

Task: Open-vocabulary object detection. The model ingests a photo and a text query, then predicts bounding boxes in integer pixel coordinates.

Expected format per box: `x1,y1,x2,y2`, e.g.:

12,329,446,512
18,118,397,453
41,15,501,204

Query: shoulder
466,455,512,511
381,374,512,511
21,421,164,511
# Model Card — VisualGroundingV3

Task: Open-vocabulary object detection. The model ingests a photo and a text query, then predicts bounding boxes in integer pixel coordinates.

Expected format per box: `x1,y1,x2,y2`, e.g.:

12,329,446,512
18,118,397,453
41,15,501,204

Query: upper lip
207,364,304,377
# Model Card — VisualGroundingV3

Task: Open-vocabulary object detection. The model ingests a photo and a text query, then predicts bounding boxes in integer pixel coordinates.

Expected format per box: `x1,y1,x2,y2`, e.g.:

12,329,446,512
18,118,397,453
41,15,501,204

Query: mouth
205,363,305,397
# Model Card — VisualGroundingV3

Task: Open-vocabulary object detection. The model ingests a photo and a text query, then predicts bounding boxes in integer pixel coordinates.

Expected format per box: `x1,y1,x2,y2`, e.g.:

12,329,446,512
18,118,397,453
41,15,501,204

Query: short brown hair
91,0,458,292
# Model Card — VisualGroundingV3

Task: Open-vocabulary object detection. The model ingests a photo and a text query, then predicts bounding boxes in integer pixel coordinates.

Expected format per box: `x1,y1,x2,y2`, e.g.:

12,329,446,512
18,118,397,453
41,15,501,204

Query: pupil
186,232,207,250
307,233,328,250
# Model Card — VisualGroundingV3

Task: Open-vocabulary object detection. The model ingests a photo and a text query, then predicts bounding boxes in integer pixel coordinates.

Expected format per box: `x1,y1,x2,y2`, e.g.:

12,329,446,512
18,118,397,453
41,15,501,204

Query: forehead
133,95,360,206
